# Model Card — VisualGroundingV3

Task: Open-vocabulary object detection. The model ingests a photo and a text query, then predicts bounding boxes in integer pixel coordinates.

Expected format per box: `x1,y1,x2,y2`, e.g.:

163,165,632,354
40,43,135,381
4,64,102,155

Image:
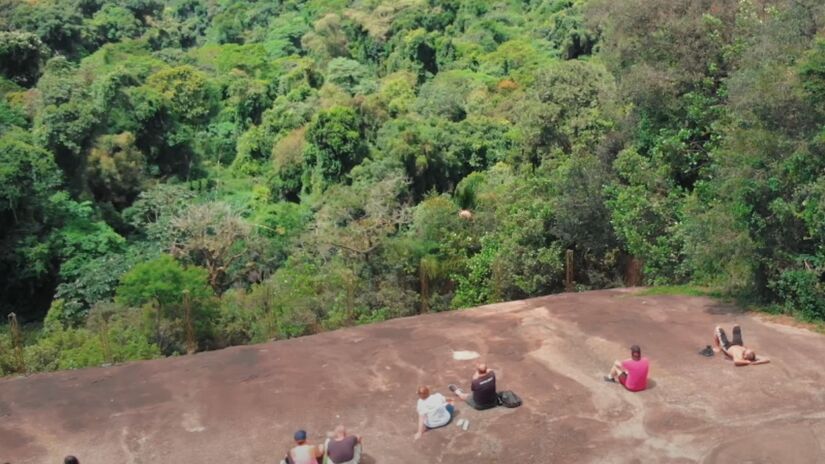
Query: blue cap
294,430,307,441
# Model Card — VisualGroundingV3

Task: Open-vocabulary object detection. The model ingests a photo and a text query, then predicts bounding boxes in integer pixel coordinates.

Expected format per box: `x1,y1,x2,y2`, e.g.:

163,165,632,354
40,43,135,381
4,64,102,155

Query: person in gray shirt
323,425,362,464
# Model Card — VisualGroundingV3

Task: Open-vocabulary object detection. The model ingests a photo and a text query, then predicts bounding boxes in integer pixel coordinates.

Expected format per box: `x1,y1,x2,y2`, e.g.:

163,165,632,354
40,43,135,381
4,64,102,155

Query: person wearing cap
283,429,323,464
604,345,649,392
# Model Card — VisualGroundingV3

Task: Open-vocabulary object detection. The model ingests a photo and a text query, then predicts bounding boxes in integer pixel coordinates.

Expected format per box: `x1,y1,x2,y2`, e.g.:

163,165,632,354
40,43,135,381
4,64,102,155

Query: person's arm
751,357,770,365
356,435,363,444
414,414,426,440
315,443,325,458
734,359,752,366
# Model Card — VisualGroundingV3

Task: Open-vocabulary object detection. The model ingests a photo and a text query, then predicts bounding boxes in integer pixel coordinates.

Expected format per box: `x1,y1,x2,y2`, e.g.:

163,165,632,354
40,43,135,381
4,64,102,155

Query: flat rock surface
2,289,825,463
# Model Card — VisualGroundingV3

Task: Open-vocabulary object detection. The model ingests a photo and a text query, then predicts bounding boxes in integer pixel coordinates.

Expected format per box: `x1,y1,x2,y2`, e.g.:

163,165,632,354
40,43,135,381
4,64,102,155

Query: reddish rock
2,289,824,463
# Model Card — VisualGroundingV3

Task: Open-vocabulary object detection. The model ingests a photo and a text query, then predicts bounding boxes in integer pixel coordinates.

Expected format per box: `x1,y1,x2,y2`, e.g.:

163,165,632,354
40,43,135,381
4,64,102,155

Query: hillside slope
2,289,824,463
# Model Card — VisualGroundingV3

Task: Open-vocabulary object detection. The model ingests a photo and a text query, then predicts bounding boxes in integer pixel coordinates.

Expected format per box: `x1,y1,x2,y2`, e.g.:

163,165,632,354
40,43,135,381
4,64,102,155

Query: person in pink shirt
604,345,649,392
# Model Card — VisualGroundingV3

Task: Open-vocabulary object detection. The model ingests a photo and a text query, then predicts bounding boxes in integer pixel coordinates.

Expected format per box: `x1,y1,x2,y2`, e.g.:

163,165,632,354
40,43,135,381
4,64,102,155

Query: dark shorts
716,326,744,351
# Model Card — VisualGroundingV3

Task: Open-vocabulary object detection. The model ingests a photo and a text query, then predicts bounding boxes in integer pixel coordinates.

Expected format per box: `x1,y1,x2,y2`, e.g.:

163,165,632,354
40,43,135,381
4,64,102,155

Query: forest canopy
1,0,824,375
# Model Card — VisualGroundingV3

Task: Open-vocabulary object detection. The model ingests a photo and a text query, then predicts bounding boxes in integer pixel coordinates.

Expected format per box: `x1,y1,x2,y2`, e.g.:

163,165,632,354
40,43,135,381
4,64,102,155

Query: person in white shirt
414,385,455,440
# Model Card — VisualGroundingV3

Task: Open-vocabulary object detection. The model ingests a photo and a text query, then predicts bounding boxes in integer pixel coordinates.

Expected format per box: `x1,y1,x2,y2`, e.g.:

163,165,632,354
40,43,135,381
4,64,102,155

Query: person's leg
465,396,481,410
618,372,629,389
606,361,624,382
715,326,731,354
449,384,470,401
444,403,456,426
732,325,743,347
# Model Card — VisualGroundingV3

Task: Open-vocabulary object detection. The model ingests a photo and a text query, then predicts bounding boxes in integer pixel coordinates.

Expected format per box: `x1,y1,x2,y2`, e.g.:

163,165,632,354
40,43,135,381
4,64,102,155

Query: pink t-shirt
621,357,649,392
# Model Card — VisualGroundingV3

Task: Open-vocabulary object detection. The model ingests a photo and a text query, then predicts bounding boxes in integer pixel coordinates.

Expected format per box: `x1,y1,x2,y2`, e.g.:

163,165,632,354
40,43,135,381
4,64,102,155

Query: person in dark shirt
323,425,362,464
449,362,498,410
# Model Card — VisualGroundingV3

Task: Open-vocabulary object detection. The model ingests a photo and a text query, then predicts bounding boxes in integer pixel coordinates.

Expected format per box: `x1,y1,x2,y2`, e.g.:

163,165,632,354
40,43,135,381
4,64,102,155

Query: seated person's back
288,430,322,464
621,355,649,392
326,425,361,463
290,444,318,464
472,368,497,407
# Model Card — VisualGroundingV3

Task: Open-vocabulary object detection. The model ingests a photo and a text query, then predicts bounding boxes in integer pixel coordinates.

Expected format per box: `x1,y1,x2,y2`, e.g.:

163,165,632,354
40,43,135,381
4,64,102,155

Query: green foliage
638,285,719,297
799,38,825,104
146,65,215,123
452,236,500,308
771,263,825,322
116,254,215,354
0,129,65,317
0,31,49,86
116,254,211,309
325,57,376,95
89,4,143,45
303,106,367,190
0,98,27,132
52,194,126,285
86,132,147,208
54,248,150,325
415,70,492,122
5,0,825,375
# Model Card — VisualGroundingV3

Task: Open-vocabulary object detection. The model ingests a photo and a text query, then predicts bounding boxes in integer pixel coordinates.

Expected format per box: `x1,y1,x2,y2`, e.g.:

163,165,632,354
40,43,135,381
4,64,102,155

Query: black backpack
497,390,522,408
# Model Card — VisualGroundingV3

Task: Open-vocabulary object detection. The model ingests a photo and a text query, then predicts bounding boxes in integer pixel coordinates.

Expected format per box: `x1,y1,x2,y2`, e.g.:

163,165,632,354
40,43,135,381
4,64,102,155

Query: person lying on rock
448,361,498,410
414,385,455,440
604,344,649,392
713,325,770,366
281,429,324,464
323,425,362,464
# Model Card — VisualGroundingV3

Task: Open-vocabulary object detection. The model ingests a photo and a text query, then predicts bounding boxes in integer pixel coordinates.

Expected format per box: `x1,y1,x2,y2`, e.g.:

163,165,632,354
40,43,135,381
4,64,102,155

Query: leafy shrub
771,266,825,322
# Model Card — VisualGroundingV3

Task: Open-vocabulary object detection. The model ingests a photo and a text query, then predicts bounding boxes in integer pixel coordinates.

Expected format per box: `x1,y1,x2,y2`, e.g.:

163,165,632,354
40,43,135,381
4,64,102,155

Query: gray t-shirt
327,435,357,463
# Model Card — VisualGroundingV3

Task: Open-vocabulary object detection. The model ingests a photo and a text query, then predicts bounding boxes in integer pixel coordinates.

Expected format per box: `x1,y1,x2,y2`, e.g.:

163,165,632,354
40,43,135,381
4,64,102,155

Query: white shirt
417,393,450,428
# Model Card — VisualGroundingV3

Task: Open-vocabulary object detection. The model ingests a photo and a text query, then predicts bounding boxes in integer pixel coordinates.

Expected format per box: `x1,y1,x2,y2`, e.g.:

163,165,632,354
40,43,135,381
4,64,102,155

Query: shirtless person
713,325,770,366
449,362,498,410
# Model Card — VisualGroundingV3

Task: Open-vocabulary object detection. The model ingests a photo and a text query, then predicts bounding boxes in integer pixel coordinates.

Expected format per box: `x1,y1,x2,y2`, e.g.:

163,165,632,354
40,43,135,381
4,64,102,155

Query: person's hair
64,457,80,464
630,345,641,360
294,429,307,443
417,385,430,399
744,350,756,361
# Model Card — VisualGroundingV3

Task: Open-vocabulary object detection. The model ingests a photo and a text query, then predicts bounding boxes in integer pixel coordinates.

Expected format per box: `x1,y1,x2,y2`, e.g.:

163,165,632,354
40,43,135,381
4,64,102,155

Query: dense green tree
0,31,49,86
303,106,367,191
86,132,147,208
116,254,214,353
325,57,376,95
0,129,64,318
89,4,143,45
